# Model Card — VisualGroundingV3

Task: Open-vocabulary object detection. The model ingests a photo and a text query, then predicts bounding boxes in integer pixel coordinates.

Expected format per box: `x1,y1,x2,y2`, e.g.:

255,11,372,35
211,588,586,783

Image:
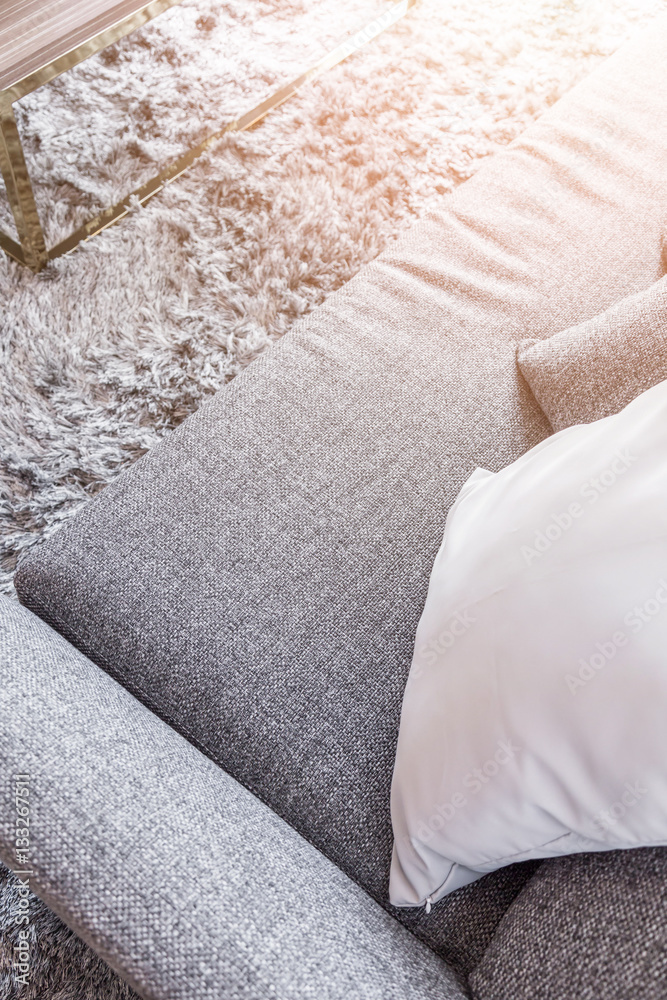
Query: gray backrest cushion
517,274,667,431
14,15,667,982
469,848,667,1000
0,595,465,1000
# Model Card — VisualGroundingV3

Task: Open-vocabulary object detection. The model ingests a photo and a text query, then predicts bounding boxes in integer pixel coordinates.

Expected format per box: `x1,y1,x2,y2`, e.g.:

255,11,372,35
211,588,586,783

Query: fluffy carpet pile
0,0,665,995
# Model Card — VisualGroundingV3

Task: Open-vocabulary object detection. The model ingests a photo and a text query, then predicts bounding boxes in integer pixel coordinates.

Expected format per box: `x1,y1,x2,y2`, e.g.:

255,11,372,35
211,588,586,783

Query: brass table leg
0,96,48,272
0,0,417,271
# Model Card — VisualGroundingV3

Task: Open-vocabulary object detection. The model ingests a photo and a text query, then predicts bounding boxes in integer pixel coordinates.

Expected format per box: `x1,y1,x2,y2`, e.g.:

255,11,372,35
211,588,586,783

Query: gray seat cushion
0,595,465,1000
469,848,667,1000
15,15,667,981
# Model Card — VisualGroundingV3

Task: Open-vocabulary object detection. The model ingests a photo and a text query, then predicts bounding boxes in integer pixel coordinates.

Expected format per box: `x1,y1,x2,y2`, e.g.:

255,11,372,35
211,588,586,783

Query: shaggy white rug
2,0,665,599
1,0,665,995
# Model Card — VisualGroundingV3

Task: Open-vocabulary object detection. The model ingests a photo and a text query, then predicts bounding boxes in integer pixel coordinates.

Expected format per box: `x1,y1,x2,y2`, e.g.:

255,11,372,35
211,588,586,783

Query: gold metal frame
0,0,416,271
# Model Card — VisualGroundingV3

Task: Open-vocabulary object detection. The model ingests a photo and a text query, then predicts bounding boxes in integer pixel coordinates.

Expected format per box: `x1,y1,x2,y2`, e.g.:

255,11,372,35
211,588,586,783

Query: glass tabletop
0,0,181,93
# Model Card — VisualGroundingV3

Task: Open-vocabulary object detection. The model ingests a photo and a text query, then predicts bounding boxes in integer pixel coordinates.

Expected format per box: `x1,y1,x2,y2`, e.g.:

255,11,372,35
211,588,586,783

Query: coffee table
0,0,415,272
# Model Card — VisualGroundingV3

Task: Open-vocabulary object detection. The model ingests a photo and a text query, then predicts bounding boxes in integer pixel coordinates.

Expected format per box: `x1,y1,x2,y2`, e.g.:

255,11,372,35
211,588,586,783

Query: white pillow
390,377,667,911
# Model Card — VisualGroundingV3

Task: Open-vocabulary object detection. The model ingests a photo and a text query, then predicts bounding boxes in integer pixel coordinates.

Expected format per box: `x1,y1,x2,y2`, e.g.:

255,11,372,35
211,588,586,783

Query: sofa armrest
0,596,464,1000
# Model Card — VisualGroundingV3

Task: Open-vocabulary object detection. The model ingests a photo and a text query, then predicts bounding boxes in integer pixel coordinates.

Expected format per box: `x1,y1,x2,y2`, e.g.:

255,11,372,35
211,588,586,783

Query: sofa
2,14,667,1000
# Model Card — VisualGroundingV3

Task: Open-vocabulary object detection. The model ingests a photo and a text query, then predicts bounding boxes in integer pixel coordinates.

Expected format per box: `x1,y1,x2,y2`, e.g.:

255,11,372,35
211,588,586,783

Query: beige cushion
517,274,667,432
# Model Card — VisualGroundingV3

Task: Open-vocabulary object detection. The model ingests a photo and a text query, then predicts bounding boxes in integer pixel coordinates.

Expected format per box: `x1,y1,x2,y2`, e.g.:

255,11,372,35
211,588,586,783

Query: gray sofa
2,15,667,1000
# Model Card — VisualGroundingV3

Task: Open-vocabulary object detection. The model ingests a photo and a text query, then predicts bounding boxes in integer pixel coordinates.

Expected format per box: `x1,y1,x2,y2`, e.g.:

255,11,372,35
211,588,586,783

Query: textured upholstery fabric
469,848,667,1000
517,274,667,431
0,595,465,1000
14,15,667,981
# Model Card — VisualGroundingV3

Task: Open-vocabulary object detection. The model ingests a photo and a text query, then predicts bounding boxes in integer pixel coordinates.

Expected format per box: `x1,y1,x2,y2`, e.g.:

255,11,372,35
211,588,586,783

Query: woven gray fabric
15,15,667,980
517,273,667,432
0,595,464,1000
469,848,667,1000
0,862,139,1000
